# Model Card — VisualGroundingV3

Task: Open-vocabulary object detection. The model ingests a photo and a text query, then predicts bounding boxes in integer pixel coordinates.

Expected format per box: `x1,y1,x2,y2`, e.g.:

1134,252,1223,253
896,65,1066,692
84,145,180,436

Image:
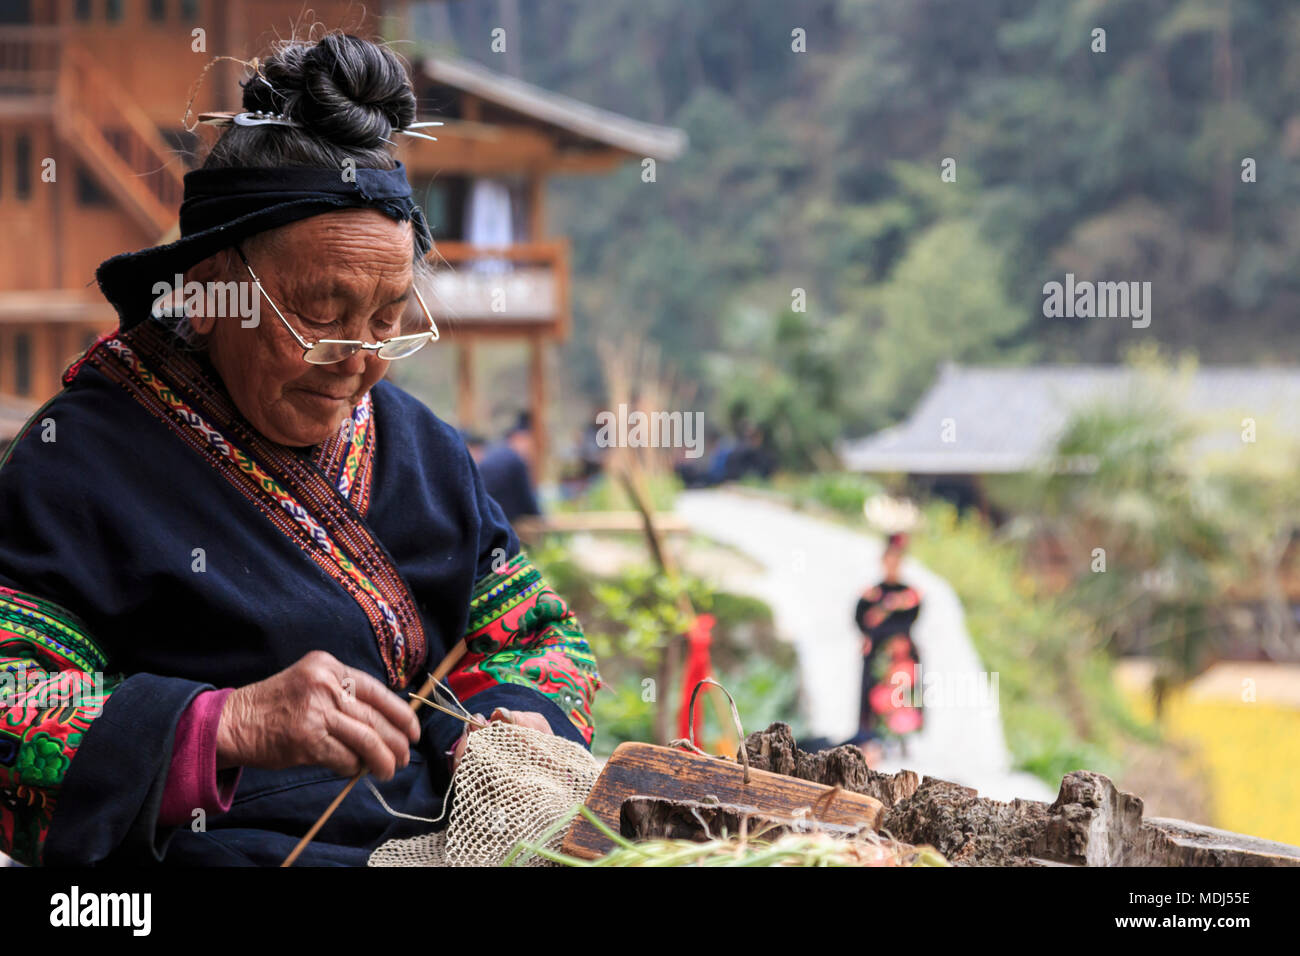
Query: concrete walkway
675,488,1054,802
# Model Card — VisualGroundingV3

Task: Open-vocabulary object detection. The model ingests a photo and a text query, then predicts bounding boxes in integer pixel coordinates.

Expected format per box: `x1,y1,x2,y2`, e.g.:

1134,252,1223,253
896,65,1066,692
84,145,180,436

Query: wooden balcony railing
423,239,570,337
0,26,62,98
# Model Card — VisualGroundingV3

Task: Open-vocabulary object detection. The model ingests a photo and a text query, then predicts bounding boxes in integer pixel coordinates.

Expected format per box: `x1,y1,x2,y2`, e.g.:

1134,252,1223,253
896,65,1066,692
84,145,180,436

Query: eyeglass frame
234,243,439,365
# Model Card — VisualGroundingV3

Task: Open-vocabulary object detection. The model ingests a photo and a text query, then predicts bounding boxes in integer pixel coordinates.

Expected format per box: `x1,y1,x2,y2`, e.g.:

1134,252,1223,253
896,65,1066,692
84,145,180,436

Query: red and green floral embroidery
0,587,119,866
449,554,602,744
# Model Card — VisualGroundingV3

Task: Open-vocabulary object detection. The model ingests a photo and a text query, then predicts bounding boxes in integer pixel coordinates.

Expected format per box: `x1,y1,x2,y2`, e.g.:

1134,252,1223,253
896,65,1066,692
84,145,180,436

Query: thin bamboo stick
280,638,469,867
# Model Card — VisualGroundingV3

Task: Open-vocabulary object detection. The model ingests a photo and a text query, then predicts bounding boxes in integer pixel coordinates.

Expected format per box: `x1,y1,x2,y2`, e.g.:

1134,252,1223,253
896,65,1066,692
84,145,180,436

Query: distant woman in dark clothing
477,414,542,523
854,533,923,750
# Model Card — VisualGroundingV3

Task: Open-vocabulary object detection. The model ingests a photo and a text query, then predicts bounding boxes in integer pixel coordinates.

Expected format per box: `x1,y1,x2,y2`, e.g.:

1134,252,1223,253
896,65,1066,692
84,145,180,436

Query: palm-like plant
1031,382,1235,715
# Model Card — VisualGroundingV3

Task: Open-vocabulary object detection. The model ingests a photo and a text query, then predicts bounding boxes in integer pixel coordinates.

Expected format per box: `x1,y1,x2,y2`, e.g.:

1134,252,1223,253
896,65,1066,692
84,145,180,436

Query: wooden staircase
0,28,184,240
54,44,184,239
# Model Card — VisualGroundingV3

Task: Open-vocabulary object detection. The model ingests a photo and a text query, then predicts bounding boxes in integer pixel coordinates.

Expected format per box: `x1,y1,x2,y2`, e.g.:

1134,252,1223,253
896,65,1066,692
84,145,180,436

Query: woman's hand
449,707,552,772
215,650,421,780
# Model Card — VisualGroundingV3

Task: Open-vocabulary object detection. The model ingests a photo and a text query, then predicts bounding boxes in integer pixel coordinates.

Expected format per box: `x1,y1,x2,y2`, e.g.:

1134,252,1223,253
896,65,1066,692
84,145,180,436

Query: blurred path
676,488,1054,802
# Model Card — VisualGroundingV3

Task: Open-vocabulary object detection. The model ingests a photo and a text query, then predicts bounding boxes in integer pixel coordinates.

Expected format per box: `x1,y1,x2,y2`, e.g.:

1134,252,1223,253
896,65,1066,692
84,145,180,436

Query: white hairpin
398,120,444,143
233,110,298,127
197,111,445,142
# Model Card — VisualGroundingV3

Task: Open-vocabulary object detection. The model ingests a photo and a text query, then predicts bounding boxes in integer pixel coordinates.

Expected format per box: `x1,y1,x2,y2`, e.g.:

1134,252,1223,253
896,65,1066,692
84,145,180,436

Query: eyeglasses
235,244,439,366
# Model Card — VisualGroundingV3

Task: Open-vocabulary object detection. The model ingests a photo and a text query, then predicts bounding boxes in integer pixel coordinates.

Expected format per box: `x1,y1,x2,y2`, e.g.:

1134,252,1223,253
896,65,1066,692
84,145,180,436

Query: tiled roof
421,56,687,160
839,363,1300,473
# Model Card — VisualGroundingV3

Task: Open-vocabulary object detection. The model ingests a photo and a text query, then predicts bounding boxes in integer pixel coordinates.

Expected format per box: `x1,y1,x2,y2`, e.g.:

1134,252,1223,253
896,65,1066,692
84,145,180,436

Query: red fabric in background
677,613,716,742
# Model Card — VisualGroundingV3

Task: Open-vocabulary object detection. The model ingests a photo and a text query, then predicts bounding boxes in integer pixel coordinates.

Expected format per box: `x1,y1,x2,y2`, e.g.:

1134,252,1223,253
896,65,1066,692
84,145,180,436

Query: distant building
840,362,1300,622
0,0,685,475
841,362,1300,496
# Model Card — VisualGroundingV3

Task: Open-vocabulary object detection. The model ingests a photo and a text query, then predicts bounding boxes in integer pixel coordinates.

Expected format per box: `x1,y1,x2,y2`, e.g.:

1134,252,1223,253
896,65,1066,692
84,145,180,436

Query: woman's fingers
488,708,553,735
450,714,485,773
323,708,403,780
448,709,555,774
338,665,421,742
314,731,368,778
337,693,413,771
223,652,425,778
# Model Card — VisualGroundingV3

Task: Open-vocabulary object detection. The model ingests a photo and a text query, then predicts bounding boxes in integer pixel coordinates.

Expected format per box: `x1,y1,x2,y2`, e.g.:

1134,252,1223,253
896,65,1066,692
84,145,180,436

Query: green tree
843,217,1031,431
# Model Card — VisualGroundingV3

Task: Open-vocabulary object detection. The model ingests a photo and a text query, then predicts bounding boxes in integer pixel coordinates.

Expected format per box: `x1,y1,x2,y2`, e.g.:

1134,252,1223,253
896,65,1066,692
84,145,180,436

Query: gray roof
839,363,1300,474
421,57,687,160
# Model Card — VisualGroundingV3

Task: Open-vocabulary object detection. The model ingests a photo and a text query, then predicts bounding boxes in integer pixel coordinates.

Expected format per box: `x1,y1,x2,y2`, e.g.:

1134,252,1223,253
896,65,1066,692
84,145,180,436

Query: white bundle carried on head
863,493,921,535
368,720,601,867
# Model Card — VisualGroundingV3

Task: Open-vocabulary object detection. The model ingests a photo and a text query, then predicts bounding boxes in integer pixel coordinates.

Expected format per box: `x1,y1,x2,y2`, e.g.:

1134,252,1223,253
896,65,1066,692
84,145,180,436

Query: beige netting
367,720,601,867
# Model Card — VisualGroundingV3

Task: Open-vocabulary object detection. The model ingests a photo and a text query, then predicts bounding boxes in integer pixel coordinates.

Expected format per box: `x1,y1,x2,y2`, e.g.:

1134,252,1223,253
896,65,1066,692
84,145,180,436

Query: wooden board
563,742,884,860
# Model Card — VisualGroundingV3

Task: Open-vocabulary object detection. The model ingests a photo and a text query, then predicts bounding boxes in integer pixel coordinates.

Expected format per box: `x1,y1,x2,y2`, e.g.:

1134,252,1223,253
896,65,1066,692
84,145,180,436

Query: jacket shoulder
0,367,133,481
369,380,467,457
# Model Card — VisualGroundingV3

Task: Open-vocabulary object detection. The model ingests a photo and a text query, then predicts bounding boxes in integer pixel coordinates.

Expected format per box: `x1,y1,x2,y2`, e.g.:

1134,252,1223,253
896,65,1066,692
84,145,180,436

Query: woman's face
188,210,416,446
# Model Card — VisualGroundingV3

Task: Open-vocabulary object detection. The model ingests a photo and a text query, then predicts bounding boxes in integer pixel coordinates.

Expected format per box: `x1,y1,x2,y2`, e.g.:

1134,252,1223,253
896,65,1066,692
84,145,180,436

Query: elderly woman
0,34,600,866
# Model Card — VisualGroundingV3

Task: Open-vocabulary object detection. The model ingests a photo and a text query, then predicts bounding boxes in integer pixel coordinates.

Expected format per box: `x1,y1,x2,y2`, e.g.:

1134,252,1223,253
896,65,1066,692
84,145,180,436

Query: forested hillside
426,0,1300,454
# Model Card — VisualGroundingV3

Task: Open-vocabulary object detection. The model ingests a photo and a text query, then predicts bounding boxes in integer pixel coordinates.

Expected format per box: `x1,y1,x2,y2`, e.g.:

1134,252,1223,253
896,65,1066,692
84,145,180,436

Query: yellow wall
1123,676,1300,846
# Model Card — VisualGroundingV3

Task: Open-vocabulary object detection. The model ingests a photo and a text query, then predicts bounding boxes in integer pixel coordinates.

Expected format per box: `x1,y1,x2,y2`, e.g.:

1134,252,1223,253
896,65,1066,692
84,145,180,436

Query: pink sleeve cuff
158,688,242,828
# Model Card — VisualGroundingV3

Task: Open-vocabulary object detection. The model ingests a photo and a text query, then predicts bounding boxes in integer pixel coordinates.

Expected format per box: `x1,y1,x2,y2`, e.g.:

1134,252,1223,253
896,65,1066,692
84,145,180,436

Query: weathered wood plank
563,742,884,859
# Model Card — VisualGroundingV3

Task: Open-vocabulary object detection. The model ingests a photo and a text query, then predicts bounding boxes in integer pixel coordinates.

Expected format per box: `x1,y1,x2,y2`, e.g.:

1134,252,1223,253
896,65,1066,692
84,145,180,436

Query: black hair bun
242,34,416,149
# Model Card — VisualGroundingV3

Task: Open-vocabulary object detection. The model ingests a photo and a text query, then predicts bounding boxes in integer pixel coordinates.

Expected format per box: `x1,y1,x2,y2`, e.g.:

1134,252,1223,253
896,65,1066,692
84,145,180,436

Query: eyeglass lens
302,335,433,365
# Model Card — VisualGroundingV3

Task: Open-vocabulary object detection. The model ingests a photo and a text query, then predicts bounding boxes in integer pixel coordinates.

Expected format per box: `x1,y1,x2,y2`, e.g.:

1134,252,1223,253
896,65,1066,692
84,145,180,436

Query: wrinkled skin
198,212,553,779
213,649,551,778
215,650,422,779
186,210,411,447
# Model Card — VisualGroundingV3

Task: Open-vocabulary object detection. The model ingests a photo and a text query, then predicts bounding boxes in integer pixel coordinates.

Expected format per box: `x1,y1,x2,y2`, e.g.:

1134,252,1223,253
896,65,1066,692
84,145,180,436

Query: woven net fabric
367,720,601,867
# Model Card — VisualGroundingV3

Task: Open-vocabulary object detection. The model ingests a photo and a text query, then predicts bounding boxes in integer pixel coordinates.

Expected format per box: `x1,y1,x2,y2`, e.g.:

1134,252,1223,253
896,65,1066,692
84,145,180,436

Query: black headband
95,162,433,330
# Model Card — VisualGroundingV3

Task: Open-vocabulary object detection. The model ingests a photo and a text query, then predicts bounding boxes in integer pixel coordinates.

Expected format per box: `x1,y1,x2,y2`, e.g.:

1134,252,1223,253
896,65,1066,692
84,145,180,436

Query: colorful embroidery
0,587,119,866
449,554,602,744
311,394,376,513
338,396,373,502
81,324,425,686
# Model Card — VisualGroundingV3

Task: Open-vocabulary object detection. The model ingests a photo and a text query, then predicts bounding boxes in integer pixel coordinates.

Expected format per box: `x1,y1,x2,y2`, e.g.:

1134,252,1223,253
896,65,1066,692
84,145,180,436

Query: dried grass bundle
507,805,950,867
